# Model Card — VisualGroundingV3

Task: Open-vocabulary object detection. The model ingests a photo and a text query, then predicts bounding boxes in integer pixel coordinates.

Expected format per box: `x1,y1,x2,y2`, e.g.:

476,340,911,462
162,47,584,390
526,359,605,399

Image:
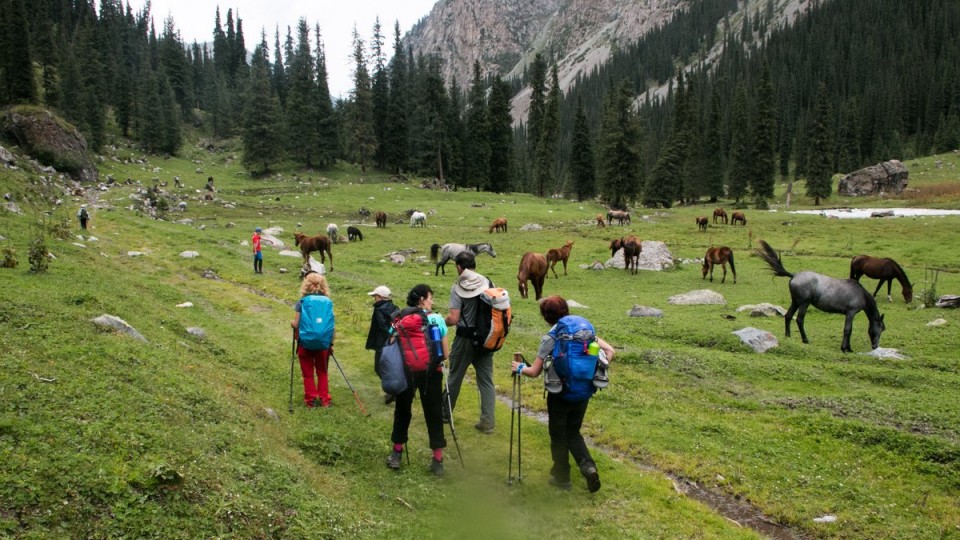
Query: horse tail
430,243,440,262
756,240,792,278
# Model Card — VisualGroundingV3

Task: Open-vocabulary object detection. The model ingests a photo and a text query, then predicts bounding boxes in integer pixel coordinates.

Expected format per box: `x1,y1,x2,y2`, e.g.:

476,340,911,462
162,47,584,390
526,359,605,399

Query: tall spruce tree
726,82,752,205
805,83,835,205
750,60,777,209
487,74,513,193
242,37,283,175
314,25,338,167
1,0,37,104
535,64,561,196
526,54,547,192
347,26,376,172
569,96,596,201
370,18,390,169
384,22,409,174
286,18,319,168
271,27,287,106
598,79,641,209
705,83,726,202
465,61,490,190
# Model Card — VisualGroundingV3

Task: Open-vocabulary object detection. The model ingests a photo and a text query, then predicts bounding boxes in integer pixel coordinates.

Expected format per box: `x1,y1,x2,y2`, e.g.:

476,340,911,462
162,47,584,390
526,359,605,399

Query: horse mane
890,259,912,287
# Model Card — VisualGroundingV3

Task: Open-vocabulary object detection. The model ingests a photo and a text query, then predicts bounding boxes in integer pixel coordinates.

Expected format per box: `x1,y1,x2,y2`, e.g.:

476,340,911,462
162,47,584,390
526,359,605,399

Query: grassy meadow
2,141,960,539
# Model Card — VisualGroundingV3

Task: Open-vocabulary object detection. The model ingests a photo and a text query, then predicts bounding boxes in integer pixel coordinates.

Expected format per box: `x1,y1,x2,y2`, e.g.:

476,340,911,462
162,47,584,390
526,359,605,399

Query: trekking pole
329,353,369,416
517,368,522,484
507,372,517,485
442,361,465,468
288,329,296,414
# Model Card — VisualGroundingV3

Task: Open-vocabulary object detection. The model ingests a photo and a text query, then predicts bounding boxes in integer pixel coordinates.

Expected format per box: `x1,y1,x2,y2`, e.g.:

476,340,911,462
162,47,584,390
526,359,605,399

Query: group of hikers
289,248,615,493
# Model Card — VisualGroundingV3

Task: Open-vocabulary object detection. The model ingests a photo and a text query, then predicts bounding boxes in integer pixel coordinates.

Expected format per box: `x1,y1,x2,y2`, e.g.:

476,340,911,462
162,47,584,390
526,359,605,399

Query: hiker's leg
474,349,496,428
566,399,595,471
297,346,319,405
445,336,470,412
546,394,572,482
419,371,447,450
373,349,382,378
317,349,331,405
391,377,416,445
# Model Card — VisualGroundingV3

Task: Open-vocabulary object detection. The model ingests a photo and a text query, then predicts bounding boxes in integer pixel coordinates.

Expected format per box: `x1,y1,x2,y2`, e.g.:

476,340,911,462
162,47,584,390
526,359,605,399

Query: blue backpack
299,295,335,350
550,315,599,402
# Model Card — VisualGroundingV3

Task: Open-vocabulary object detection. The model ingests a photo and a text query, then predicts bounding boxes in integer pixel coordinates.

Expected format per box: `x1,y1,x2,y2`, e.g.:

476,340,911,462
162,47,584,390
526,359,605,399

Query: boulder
864,347,907,360
732,327,778,353
736,303,787,317
0,144,14,165
668,289,725,305
0,107,98,182
627,305,663,318
519,223,543,231
566,299,589,309
927,318,948,327
837,160,908,196
186,327,206,339
935,295,960,308
606,240,675,271
91,314,147,342
180,251,200,258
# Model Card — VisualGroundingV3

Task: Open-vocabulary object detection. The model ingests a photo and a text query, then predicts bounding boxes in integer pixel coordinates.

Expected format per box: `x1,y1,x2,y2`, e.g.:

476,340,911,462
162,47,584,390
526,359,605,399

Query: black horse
347,226,363,242
756,240,885,353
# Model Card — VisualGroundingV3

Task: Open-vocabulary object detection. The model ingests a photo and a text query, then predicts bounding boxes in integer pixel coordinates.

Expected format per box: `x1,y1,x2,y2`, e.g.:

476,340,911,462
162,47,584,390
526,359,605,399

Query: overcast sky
130,1,437,98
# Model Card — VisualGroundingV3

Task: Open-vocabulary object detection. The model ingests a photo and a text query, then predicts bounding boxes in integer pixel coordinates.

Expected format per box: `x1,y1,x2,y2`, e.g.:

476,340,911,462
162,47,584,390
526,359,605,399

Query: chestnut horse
731,211,747,226
375,211,387,228
595,214,606,228
293,232,333,271
609,238,623,258
489,217,508,233
850,255,913,303
621,236,642,274
702,246,736,284
518,252,548,300
545,240,574,278
696,216,708,231
713,208,728,224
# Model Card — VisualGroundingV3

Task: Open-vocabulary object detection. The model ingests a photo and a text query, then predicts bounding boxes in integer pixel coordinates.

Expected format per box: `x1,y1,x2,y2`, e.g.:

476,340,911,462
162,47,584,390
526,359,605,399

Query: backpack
78,208,88,219
379,339,408,395
549,315,600,402
392,308,442,373
471,288,512,351
298,294,335,350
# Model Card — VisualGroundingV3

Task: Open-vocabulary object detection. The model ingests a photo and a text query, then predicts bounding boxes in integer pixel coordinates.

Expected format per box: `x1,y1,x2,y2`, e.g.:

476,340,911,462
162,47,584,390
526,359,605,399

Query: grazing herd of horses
288,205,913,353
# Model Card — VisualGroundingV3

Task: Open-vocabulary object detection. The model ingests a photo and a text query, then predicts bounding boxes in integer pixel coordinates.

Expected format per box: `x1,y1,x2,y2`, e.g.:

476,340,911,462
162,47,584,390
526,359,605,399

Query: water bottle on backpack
429,322,444,361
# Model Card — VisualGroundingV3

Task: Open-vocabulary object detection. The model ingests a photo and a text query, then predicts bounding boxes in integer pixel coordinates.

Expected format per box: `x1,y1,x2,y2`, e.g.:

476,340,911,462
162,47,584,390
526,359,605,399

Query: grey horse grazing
430,242,497,276
756,240,885,353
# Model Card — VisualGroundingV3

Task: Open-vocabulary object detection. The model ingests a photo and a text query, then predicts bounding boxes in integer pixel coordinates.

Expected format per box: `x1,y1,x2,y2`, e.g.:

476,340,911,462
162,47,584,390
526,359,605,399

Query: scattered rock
837,160,908,197
176,302,193,308
4,202,22,214
627,305,663,318
870,210,894,218
812,515,838,524
186,327,206,339
179,251,200,258
72,243,86,248
566,299,589,309
279,268,289,274
301,258,325,275
519,223,543,231
260,233,284,248
935,295,960,308
668,289,725,305
201,269,219,280
127,251,145,257
865,347,907,360
580,261,605,271
278,250,302,258
736,303,787,317
0,145,14,165
91,314,147,342
927,318,948,327
389,253,406,264
262,408,280,422
732,327,779,353
175,219,193,225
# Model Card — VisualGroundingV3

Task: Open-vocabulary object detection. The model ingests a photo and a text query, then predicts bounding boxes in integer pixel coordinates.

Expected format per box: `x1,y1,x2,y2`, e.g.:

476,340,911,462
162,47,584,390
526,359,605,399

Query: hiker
511,295,615,493
444,251,497,434
290,273,335,408
365,285,399,404
77,205,89,230
205,176,215,192
252,227,263,274
386,284,449,476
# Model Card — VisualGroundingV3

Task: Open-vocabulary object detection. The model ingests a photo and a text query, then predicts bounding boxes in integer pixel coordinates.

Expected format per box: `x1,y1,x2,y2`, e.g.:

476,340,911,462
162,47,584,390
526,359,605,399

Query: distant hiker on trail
444,251,497,434
291,273,335,408
511,295,615,493
77,205,89,230
205,176,215,192
252,227,263,274
365,285,399,404
386,284,449,477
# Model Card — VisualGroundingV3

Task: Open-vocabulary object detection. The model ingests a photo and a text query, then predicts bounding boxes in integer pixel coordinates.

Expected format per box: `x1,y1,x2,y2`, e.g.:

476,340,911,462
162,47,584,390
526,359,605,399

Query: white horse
326,223,339,243
410,211,426,227
429,242,497,276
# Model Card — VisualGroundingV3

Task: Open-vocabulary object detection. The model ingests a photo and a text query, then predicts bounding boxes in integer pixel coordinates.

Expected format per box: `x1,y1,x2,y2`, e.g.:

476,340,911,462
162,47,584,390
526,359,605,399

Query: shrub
28,235,49,273
0,245,17,268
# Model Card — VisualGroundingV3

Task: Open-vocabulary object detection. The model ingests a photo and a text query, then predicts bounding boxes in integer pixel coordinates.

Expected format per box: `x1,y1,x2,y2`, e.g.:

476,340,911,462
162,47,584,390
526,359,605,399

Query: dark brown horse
621,235,642,274
545,240,574,278
702,246,736,284
517,252,548,300
293,232,333,271
375,211,387,228
489,217,508,233
713,208,728,224
850,255,913,303
731,211,747,226
696,216,708,231
609,238,623,258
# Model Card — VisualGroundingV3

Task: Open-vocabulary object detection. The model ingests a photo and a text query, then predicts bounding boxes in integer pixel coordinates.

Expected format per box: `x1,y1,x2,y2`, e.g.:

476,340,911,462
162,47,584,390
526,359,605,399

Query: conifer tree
242,37,284,175
526,54,547,192
465,61,490,190
159,17,194,116
705,83,726,202
286,18,319,168
726,82,752,205
272,27,287,106
487,75,513,193
371,18,390,169
569,96,596,201
1,0,37,104
445,80,465,188
384,22,409,174
314,25,338,167
805,83,835,205
535,64,561,196
750,60,777,209
347,26,376,172
598,79,641,209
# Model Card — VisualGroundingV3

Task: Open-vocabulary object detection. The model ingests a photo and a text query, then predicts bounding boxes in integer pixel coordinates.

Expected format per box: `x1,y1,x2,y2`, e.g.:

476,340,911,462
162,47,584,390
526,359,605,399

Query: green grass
2,142,960,538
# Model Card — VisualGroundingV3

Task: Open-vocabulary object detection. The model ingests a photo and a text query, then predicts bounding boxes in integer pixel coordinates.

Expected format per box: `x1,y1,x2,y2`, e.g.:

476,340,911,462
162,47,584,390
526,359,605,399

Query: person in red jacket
252,227,263,274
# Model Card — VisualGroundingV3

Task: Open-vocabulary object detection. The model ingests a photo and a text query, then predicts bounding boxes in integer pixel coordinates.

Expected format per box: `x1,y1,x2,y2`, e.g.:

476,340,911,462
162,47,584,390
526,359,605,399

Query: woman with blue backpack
290,273,336,408
510,295,614,493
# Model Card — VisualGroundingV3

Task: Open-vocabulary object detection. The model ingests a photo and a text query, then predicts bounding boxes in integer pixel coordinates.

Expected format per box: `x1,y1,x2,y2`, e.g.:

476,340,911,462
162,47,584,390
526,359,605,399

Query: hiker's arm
445,309,460,326
511,356,544,377
597,337,615,361
290,312,300,329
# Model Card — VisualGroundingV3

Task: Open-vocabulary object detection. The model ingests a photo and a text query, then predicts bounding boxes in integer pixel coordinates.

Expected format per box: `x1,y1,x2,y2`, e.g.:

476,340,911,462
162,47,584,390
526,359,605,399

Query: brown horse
696,216,708,231
713,208,728,224
375,211,387,228
595,214,606,228
489,217,508,233
609,238,623,258
850,255,913,303
731,211,747,226
607,210,631,226
517,252,548,300
702,246,736,284
293,232,333,271
545,240,574,278
621,235,642,274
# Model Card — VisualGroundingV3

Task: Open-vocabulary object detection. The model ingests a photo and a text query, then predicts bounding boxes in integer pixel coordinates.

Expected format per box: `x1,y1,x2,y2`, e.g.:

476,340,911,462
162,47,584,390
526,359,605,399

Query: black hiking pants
546,394,595,482
392,369,447,450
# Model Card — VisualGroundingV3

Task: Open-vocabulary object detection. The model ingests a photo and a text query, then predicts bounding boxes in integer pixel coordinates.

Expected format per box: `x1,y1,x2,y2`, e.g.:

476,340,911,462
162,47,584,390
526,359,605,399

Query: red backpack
392,308,440,372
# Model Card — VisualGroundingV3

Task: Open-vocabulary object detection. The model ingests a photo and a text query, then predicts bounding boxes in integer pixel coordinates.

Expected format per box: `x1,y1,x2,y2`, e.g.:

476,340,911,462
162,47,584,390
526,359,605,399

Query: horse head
869,313,886,349
483,243,497,257
294,232,304,247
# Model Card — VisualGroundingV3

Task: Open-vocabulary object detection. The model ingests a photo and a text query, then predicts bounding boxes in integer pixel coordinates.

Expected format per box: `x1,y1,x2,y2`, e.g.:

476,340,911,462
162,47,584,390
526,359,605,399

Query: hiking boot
549,476,572,491
309,398,321,408
384,393,396,405
544,362,562,394
582,465,601,493
386,450,402,470
474,422,494,434
429,458,444,477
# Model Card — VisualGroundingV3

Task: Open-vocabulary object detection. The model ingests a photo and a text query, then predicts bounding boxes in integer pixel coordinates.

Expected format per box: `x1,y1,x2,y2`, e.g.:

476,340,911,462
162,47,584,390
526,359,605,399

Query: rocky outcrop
0,107,98,183
837,160,908,197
